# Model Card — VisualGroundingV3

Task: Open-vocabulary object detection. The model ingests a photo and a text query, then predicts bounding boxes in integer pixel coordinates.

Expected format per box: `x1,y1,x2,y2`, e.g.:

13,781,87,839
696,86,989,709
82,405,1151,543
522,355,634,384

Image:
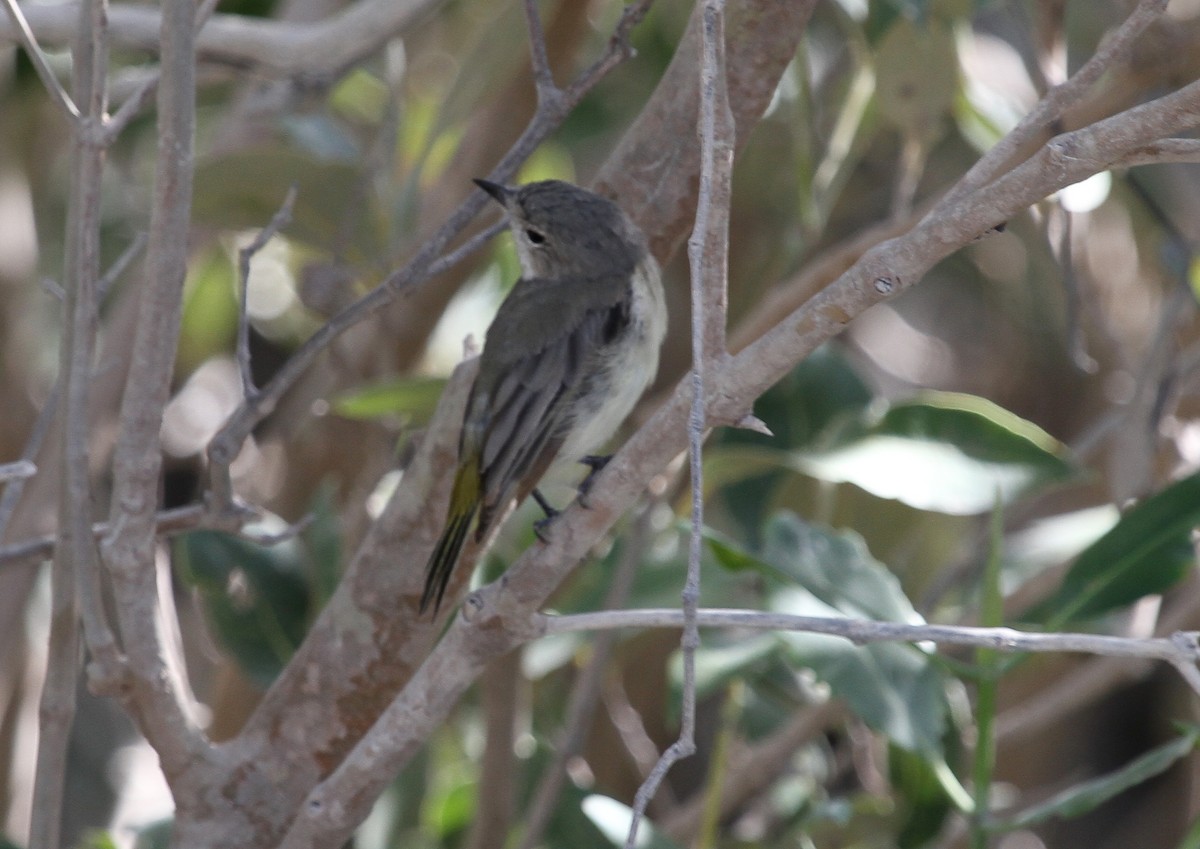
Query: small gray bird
421,179,667,614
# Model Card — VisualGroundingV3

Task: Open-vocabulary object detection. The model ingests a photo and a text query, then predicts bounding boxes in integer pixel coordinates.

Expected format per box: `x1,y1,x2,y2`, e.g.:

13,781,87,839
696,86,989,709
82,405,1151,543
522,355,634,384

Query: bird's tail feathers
421,466,482,615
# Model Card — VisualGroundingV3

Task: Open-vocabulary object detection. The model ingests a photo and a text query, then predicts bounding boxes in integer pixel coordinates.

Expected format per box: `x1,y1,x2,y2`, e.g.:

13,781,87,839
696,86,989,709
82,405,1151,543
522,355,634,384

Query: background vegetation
2,0,1200,847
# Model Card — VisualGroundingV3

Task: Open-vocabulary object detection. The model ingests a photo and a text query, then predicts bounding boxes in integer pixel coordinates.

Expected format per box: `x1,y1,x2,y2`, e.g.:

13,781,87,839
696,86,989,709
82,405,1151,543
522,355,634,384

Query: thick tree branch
5,0,440,78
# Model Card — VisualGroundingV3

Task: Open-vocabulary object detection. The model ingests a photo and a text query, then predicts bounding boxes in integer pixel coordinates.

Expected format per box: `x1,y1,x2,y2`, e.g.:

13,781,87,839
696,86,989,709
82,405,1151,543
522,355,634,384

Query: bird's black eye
525,228,546,245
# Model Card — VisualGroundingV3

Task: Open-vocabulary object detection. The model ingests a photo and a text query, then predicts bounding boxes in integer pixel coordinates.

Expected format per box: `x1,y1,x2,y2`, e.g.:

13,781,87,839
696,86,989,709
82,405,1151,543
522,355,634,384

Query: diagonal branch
943,0,1169,208
0,0,80,121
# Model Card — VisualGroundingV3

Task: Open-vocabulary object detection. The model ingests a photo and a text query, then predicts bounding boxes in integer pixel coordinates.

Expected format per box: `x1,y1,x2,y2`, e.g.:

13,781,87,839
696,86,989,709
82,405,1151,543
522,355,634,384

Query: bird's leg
531,488,559,542
577,454,612,507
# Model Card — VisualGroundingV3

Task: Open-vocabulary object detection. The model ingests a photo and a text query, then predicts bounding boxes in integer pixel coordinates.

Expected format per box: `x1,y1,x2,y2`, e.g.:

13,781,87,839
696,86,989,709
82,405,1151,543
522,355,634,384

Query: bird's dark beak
474,178,513,206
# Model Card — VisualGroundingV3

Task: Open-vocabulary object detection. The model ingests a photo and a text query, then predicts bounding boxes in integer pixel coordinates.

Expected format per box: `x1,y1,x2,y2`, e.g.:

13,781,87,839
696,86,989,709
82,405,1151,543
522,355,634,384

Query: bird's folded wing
471,274,633,523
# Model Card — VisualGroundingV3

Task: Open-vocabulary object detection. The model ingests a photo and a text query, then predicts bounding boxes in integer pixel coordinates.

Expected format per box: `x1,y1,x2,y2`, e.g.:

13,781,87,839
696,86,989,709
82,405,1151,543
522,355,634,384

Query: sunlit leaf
330,68,390,125
1029,472,1200,626
582,795,682,849
798,392,1074,515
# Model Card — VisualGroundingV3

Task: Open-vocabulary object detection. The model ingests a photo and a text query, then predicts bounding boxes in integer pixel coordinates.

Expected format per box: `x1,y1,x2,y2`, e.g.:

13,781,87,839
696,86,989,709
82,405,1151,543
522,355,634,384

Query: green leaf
175,529,312,685
690,634,780,698
762,513,922,624
1032,472,1200,626
716,346,873,541
782,633,946,754
995,729,1199,832
889,744,957,848
798,391,1074,515
744,515,947,754
331,376,447,423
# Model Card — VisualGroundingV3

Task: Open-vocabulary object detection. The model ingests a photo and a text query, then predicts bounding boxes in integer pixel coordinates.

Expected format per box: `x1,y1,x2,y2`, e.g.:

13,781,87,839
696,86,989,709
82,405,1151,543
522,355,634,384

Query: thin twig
101,0,221,140
29,0,108,841
0,389,59,545
539,609,1200,691
0,0,80,121
662,700,842,843
624,3,728,845
0,503,207,567
521,0,556,98
98,231,149,301
237,184,298,398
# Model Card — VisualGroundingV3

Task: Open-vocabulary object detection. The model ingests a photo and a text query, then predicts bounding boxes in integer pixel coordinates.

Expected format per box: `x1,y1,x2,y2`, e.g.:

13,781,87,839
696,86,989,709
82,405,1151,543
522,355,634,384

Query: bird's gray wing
467,274,633,532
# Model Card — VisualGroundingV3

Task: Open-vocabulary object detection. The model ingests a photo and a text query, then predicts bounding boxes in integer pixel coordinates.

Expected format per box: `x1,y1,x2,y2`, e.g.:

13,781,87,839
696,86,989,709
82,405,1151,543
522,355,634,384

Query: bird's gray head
475,178,646,280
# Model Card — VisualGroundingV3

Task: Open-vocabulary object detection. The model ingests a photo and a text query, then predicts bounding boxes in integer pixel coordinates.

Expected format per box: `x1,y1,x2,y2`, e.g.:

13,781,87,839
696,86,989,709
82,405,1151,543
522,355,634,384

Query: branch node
732,414,772,437
872,276,897,295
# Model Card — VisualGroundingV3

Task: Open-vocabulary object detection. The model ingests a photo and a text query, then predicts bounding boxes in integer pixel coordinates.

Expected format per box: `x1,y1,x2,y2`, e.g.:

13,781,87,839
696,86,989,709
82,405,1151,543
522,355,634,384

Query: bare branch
0,504,207,568
98,0,210,775
1112,137,1200,168
29,0,108,841
7,0,441,78
0,0,80,121
464,651,520,849
625,1,732,845
539,609,1200,691
521,0,556,100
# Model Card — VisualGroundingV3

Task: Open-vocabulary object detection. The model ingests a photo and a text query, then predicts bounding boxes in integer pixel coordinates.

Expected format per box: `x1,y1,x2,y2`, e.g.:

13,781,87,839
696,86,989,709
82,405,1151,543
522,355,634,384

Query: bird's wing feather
471,273,633,529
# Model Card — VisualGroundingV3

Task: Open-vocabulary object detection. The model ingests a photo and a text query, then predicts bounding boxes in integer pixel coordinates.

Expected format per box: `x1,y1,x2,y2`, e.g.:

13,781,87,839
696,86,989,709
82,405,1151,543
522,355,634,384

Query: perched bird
421,179,667,614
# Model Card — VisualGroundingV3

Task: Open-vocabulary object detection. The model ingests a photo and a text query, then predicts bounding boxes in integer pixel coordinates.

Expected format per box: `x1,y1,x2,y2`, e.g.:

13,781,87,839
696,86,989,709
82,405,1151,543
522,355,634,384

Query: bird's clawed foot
531,488,559,542
577,454,612,507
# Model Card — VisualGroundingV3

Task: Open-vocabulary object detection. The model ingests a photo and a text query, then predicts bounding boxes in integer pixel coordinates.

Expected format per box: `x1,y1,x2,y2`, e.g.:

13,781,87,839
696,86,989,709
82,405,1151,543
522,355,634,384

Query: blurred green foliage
4,0,1200,846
